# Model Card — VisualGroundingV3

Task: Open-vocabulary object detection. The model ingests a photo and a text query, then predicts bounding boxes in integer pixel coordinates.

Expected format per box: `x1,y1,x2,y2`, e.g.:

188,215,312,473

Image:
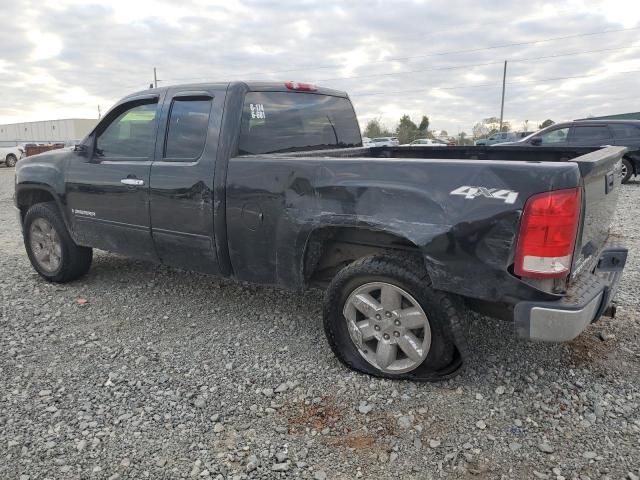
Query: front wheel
23,202,93,282
5,154,17,168
621,158,633,184
323,254,464,381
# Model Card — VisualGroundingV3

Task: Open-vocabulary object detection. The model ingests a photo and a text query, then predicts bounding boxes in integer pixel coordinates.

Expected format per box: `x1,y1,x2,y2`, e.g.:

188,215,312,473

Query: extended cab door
65,95,161,261
148,87,223,274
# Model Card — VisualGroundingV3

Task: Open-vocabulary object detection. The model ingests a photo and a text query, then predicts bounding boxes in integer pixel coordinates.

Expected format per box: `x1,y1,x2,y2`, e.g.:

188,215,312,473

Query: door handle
121,178,144,186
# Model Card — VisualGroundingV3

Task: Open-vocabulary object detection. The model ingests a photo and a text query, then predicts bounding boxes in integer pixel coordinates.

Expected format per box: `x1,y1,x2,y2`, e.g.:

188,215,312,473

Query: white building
0,118,98,147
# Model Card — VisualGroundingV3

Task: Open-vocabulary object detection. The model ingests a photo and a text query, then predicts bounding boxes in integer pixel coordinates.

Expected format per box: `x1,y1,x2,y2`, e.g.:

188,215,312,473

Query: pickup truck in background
15,82,628,381
1,145,25,167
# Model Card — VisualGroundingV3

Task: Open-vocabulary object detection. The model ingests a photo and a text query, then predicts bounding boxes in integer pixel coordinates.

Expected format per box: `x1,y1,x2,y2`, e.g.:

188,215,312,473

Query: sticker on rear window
249,103,265,119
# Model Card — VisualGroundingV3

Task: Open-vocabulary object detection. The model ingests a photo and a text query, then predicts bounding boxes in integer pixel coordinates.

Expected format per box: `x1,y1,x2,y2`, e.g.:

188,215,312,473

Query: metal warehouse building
0,118,97,147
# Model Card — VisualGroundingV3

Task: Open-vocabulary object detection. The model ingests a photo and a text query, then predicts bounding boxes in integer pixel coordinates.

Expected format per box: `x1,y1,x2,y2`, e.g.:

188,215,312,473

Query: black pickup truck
15,81,628,381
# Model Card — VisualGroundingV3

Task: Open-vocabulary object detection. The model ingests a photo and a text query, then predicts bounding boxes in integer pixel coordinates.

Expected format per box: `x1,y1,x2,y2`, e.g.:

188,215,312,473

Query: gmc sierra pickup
15,81,628,381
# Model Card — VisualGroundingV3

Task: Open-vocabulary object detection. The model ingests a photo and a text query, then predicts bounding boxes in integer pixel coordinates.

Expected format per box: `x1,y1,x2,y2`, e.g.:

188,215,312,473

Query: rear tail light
514,187,582,279
284,81,317,92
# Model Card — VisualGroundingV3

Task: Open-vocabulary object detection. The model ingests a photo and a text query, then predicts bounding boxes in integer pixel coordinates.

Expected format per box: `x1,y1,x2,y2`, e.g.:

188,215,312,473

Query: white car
362,136,374,147
371,137,399,147
404,138,448,146
0,145,25,167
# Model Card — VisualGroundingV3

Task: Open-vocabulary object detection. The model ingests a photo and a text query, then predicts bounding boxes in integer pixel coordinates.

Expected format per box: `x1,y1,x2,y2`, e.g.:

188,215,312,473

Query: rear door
65,95,161,260
148,87,224,274
569,124,614,147
610,123,640,147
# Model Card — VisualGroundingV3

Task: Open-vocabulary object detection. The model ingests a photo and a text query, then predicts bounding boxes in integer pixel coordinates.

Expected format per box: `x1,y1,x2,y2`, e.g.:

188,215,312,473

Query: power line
161,26,640,83
350,69,640,97
315,45,640,83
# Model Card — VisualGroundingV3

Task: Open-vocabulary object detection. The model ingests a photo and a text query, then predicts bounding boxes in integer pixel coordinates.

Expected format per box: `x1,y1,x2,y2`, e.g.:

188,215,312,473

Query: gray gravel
1,167,639,479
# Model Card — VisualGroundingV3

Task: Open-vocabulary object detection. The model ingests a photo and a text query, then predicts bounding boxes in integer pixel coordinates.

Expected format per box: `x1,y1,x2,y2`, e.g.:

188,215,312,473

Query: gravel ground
1,166,639,480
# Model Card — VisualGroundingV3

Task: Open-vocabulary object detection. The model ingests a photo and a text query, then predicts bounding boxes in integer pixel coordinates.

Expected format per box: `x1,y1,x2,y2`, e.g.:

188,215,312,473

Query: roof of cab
128,81,349,99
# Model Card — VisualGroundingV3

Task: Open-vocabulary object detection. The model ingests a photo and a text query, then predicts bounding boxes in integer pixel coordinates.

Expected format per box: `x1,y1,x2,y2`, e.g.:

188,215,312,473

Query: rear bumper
514,241,626,342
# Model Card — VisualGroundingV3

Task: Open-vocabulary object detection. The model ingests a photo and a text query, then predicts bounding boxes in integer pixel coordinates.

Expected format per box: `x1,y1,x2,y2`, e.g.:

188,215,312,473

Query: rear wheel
5,154,17,168
621,158,633,184
23,202,93,282
323,254,464,381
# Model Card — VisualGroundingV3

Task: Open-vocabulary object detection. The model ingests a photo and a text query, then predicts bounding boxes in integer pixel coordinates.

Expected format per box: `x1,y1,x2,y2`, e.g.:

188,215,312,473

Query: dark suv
498,120,640,183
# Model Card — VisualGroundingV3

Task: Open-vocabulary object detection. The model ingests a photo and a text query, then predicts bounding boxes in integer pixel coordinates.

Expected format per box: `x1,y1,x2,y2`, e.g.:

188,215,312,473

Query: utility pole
153,67,158,88
97,105,101,119
499,60,507,132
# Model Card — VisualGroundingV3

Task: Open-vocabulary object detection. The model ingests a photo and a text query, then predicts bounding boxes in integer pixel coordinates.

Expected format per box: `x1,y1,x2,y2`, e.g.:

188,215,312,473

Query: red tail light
514,187,582,279
284,81,317,92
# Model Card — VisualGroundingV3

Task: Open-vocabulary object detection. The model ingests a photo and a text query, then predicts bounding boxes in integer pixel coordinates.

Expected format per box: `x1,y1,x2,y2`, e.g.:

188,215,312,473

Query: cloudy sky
1,0,638,135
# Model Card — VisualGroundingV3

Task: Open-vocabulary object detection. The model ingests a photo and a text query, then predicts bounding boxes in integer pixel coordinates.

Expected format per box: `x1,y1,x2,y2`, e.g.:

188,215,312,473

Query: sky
0,0,639,136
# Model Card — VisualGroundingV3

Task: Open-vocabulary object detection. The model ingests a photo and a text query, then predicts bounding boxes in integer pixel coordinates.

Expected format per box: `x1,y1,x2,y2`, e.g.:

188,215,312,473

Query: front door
65,95,161,261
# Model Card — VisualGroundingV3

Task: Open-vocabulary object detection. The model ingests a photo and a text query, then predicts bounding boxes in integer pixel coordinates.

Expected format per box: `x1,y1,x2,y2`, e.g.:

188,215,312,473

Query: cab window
96,101,158,158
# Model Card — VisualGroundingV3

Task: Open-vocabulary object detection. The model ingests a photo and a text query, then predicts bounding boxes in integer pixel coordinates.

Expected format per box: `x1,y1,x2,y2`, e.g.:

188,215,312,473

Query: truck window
571,125,611,142
238,92,361,155
164,97,212,160
610,124,640,138
96,102,158,158
539,127,569,144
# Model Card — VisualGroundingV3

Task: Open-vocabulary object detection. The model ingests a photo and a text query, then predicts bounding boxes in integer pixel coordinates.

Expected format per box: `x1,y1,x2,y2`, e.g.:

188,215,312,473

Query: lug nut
393,331,400,337
385,311,392,317
394,319,401,326
374,325,380,331
383,333,390,340
375,314,381,320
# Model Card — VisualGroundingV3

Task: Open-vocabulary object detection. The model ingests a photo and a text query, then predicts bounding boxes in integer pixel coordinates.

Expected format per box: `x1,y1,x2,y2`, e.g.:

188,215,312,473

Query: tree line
364,114,556,144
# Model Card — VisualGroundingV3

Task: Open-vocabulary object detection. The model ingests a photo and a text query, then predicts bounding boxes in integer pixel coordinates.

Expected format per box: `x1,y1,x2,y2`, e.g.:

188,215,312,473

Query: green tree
418,115,429,133
539,119,555,129
363,118,392,138
395,114,422,144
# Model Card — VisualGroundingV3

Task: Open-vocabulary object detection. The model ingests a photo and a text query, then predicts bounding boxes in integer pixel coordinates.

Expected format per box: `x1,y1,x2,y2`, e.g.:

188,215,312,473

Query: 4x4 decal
450,186,519,204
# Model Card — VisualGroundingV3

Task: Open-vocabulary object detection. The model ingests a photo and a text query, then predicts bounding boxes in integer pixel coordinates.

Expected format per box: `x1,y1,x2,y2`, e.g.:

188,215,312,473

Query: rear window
238,92,361,155
610,123,640,138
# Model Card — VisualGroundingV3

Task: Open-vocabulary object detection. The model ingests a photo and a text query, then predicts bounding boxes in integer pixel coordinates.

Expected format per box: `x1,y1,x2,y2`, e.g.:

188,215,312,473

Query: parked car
371,136,399,147
0,145,25,167
362,136,374,147
404,138,448,146
496,120,640,183
15,81,627,381
475,132,516,146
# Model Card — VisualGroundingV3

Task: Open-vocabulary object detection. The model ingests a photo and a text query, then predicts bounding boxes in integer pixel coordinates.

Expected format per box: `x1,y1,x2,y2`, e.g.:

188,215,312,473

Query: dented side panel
225,156,580,302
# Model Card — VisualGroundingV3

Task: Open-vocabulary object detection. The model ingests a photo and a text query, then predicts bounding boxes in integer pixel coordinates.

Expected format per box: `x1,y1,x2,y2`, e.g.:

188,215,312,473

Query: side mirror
530,137,542,146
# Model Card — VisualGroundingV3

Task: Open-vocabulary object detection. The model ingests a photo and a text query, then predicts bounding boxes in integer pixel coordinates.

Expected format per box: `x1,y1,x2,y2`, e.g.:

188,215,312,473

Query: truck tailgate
571,146,627,278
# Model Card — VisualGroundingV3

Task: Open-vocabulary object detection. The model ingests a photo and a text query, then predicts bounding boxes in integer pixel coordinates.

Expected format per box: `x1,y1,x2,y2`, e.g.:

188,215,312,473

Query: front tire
323,254,464,381
5,154,17,168
23,202,93,282
621,158,633,184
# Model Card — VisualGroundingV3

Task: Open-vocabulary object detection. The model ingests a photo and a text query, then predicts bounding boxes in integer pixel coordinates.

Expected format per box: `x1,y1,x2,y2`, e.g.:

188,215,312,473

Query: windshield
238,92,362,155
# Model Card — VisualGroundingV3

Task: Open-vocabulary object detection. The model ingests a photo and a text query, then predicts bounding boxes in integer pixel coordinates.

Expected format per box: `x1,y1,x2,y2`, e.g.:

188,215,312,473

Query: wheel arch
15,184,71,230
302,225,428,287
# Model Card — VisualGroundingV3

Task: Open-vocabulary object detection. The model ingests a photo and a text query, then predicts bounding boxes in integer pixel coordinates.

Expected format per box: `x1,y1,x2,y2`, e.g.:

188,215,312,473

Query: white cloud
0,0,639,134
